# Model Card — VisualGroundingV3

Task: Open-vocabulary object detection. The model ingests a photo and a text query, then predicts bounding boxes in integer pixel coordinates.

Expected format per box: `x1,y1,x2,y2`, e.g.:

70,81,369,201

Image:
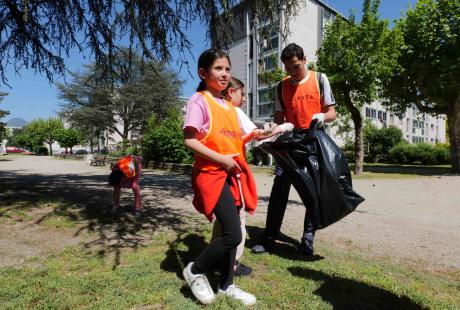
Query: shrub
433,143,451,164
364,123,403,163
33,145,48,155
389,142,451,165
342,138,355,163
126,146,140,155
142,109,193,164
388,142,416,164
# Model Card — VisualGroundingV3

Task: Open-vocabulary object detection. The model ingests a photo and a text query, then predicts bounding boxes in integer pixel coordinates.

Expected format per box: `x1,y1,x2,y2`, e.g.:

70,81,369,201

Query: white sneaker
183,262,215,305
218,285,256,306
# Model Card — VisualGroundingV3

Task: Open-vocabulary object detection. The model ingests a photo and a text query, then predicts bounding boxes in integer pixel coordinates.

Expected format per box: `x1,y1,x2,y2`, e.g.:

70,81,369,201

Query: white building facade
226,0,446,146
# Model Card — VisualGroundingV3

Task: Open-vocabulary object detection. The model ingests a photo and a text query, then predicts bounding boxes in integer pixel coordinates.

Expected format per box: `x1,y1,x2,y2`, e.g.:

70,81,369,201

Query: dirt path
1,155,459,270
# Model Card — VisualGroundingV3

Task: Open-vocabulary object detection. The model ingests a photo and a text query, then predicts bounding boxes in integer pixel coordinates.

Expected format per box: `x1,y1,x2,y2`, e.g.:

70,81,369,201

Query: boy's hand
312,113,326,127
276,122,294,133
219,153,242,173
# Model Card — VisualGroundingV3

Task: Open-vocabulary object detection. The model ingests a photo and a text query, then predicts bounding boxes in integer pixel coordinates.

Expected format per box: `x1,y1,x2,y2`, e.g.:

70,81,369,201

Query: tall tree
58,49,183,149
382,0,460,172
317,0,403,174
0,92,9,141
0,1,301,85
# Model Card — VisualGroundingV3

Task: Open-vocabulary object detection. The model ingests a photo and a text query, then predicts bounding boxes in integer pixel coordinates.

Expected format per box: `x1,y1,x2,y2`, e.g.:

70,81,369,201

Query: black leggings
193,182,242,289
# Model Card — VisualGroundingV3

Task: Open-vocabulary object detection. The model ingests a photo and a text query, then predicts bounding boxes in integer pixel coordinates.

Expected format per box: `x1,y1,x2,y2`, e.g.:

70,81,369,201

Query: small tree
382,0,460,172
0,92,9,141
56,128,82,154
25,118,64,156
317,0,403,174
142,109,192,164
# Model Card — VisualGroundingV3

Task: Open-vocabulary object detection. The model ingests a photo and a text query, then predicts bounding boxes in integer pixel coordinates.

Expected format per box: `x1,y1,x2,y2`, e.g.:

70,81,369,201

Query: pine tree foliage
0,0,301,84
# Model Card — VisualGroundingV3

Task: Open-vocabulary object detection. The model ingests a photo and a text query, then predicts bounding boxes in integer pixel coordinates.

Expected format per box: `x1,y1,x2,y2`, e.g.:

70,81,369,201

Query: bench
90,155,107,166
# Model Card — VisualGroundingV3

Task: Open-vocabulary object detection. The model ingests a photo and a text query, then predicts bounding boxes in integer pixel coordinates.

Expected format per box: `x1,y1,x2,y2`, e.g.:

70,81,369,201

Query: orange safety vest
117,155,136,179
281,70,322,129
194,91,245,171
191,91,257,221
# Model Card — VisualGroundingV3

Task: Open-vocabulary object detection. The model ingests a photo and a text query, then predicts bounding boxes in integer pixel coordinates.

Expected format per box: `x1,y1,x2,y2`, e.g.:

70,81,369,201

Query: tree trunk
344,94,364,175
48,143,53,156
447,94,460,173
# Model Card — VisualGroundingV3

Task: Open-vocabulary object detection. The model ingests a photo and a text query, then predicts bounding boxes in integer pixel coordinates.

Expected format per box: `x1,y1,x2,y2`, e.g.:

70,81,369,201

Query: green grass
1,231,458,309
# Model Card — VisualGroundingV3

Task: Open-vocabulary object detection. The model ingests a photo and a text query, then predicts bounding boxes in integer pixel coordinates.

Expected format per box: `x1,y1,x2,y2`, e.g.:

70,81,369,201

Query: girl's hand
219,153,242,173
253,129,266,137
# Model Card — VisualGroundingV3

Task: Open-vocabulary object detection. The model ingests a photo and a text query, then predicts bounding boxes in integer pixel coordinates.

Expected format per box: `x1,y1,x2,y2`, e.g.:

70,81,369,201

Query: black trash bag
260,120,365,230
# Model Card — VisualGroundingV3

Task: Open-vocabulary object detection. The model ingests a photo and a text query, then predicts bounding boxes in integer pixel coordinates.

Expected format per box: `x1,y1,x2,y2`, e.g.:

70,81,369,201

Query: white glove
277,122,294,133
312,113,326,127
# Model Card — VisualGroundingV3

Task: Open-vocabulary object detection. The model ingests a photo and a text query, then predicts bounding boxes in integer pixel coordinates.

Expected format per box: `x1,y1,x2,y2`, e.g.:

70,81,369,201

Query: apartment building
225,0,446,146
364,102,446,144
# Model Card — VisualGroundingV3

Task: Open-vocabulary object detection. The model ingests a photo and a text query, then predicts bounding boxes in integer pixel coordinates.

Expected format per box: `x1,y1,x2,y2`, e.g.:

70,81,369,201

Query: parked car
6,146,25,153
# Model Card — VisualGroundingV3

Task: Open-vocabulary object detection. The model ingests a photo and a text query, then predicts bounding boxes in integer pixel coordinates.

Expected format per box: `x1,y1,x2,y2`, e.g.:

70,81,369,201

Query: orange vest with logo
194,91,244,171
282,70,322,129
117,155,136,179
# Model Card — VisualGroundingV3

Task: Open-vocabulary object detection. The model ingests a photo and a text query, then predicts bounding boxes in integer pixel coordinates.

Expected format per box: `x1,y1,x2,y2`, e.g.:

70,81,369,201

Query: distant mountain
6,117,28,128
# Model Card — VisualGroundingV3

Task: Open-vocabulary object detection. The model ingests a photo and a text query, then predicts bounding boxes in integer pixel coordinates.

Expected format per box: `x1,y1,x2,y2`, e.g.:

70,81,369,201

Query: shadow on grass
160,232,223,299
245,226,324,262
361,164,453,176
289,267,427,310
0,169,198,269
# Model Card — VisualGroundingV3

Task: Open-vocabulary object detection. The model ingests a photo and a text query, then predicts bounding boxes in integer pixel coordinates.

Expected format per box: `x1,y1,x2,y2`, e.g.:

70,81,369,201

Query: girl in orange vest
109,155,143,217
181,49,257,306
211,76,294,278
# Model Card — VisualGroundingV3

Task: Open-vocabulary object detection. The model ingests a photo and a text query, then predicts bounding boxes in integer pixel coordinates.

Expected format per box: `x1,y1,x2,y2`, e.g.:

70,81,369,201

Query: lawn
0,226,459,309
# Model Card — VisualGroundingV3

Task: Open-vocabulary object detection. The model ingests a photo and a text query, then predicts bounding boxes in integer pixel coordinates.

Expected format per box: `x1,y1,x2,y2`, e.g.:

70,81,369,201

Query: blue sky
2,0,416,122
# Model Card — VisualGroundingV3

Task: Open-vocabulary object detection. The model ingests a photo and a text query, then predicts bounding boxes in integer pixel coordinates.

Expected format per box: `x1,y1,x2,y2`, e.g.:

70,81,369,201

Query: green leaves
142,109,192,164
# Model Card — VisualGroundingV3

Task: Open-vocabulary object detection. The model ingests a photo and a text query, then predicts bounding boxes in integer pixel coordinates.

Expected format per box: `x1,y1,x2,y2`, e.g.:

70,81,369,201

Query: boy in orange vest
109,155,144,217
252,43,337,257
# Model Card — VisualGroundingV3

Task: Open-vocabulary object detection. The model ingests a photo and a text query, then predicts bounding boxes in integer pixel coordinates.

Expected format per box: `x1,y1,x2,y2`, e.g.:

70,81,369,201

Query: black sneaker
234,262,252,277
251,236,275,254
297,239,314,257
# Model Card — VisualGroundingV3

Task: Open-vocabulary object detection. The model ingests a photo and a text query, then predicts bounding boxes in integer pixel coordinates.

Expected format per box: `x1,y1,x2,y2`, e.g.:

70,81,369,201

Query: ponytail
196,81,207,92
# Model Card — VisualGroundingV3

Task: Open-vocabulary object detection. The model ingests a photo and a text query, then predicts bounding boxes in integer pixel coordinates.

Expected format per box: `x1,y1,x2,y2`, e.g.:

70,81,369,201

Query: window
365,107,377,119
258,88,272,104
257,104,272,117
321,8,335,38
257,88,273,117
264,54,277,71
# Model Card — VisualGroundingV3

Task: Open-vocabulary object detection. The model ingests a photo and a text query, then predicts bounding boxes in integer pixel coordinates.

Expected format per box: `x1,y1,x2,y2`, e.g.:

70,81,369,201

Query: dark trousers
194,182,242,288
265,165,315,242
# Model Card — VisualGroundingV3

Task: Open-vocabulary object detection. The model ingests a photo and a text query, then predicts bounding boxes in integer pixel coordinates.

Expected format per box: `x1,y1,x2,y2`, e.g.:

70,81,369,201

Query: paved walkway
1,155,459,270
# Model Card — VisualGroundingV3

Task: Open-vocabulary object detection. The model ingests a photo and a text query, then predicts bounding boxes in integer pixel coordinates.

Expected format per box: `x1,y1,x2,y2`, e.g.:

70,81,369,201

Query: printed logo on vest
219,128,239,139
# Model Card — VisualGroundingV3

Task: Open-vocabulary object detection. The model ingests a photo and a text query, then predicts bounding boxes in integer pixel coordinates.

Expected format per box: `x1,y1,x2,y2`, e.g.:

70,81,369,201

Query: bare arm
321,104,336,123
183,126,241,172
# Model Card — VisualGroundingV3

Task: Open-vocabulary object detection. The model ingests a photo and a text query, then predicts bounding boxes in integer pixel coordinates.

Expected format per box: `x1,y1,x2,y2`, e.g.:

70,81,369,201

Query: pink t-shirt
183,92,229,135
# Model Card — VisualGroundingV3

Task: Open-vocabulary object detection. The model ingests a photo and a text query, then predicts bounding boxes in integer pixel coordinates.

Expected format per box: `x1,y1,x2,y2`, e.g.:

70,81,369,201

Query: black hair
109,169,124,186
281,43,305,62
196,48,231,92
223,76,245,97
